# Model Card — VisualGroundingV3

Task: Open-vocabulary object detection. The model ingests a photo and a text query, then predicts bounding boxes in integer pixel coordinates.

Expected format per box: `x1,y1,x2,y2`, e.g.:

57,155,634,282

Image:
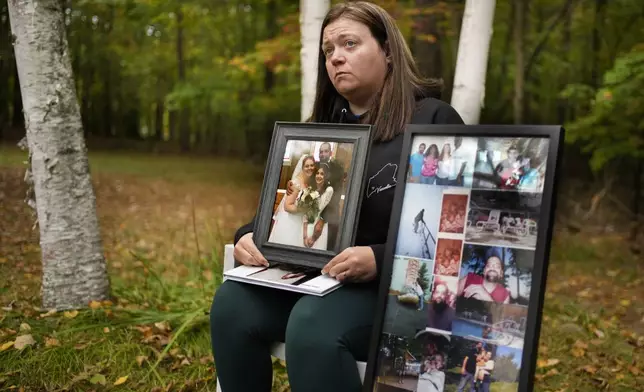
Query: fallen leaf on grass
135,355,148,366
40,309,57,318
89,301,102,310
620,299,631,307
64,310,79,319
574,340,588,349
0,341,14,351
582,365,598,374
103,327,110,333
142,334,170,347
545,368,559,377
629,366,641,376
19,323,31,332
113,376,128,386
14,334,35,350
571,347,585,357
89,374,106,385
45,337,60,347
199,356,213,365
154,321,171,333
594,329,605,339
537,358,560,369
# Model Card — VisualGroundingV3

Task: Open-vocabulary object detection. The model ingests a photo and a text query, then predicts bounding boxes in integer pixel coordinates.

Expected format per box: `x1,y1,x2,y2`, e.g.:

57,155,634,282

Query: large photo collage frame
364,125,563,392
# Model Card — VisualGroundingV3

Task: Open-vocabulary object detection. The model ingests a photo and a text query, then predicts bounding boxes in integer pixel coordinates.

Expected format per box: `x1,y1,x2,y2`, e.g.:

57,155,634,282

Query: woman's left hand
322,246,377,283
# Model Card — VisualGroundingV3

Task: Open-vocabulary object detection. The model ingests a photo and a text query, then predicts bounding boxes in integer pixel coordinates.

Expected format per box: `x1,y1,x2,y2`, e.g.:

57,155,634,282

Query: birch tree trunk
7,0,110,310
513,0,525,124
449,0,496,125
300,0,329,121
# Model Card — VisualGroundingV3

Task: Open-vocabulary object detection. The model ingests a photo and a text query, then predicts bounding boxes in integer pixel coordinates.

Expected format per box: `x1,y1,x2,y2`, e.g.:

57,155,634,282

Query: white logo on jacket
367,163,398,198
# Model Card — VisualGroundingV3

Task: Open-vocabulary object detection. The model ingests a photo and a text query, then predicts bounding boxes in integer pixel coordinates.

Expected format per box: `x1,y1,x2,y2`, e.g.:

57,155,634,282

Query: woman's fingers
321,248,350,275
243,242,269,266
235,233,269,266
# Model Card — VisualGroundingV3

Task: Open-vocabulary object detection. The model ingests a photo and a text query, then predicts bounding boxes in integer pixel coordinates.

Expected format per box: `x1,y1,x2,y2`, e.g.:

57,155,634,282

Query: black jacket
234,97,464,282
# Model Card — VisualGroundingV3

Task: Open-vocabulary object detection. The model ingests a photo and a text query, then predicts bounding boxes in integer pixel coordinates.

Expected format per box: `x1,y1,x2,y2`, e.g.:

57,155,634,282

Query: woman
436,143,453,185
268,155,316,247
421,143,439,184
303,163,334,250
210,2,464,391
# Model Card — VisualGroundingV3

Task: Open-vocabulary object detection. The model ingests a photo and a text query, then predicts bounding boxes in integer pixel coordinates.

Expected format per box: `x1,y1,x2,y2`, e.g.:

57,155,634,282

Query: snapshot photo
444,336,522,392
267,139,354,252
439,192,470,234
374,333,423,392
247,263,321,286
395,184,442,260
433,238,463,277
374,331,451,392
466,189,542,249
472,137,549,192
453,297,528,350
457,244,534,306
415,330,451,392
427,275,458,333
407,136,477,187
383,256,435,338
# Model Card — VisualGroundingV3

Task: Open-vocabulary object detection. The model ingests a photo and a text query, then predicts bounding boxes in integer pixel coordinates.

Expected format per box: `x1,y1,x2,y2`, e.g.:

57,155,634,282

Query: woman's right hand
234,233,269,267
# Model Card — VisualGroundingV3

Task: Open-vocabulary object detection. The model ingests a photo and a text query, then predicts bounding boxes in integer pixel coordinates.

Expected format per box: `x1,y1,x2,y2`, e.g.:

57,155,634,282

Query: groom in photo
286,142,345,250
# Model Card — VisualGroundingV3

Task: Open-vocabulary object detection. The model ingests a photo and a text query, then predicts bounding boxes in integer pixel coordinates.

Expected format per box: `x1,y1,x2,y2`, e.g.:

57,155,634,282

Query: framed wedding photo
363,124,564,392
252,121,373,269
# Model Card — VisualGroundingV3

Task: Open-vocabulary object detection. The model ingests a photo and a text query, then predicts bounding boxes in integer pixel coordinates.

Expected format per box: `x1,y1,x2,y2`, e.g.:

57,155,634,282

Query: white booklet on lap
223,263,343,297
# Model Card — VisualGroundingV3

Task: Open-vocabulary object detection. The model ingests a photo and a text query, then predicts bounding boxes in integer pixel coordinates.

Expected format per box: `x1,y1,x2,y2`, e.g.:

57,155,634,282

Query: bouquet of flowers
297,186,321,223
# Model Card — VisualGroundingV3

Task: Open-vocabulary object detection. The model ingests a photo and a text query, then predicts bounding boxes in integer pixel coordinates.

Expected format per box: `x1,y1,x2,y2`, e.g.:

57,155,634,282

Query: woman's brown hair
308,1,443,142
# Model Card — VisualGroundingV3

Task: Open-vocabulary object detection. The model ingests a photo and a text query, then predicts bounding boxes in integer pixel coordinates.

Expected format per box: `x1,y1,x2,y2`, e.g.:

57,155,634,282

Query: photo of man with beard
457,248,511,304
427,276,458,332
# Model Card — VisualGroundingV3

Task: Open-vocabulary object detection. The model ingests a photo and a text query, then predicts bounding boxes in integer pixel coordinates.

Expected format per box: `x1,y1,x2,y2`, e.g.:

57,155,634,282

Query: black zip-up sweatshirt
234,97,464,283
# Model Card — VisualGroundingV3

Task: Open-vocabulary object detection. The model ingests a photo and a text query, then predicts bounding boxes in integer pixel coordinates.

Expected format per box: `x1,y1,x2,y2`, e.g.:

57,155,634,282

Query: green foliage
417,262,430,293
564,44,644,171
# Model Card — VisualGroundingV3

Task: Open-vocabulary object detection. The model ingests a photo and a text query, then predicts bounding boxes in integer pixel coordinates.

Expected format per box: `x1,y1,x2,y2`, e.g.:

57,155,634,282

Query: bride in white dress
303,164,334,250
268,155,317,247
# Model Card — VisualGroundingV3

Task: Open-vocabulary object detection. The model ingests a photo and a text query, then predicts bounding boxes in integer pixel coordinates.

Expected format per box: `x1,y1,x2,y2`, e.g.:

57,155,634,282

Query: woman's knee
285,299,338,355
209,280,256,332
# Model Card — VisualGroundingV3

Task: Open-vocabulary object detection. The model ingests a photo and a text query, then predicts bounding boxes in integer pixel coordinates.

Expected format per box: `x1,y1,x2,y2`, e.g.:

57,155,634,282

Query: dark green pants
209,279,377,392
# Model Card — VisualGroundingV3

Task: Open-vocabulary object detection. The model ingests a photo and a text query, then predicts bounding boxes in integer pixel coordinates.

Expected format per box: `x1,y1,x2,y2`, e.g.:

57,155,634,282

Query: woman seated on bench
209,2,464,391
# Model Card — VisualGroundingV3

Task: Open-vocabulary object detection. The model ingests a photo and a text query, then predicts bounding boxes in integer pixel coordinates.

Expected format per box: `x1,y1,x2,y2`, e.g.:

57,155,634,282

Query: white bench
215,244,367,392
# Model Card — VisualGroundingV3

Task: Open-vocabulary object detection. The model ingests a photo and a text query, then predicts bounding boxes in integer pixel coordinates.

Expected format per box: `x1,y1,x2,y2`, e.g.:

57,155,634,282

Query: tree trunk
631,158,642,252
7,0,109,310
558,0,572,123
591,0,606,89
176,6,189,152
450,0,496,125
412,0,443,79
300,0,329,121
12,64,23,128
513,0,524,124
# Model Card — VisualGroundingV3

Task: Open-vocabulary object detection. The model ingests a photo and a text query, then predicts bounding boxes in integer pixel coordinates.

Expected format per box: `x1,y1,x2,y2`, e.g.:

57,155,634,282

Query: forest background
0,0,642,391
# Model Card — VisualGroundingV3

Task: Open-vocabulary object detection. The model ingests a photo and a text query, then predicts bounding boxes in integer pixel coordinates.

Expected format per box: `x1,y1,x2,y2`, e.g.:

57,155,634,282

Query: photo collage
373,135,548,392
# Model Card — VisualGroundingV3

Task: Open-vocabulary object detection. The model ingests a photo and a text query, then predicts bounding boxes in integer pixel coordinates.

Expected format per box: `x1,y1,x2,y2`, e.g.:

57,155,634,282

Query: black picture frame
363,124,564,392
253,121,373,269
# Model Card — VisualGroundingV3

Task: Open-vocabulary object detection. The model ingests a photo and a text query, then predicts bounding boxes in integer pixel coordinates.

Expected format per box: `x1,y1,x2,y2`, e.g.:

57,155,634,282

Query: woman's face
315,168,327,186
430,145,439,157
322,17,388,106
443,144,451,156
303,158,316,177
